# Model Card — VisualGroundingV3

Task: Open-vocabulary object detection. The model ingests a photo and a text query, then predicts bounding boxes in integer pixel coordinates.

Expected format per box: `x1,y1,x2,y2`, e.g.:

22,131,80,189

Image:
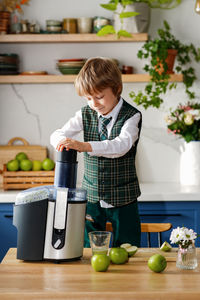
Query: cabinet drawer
138,201,200,247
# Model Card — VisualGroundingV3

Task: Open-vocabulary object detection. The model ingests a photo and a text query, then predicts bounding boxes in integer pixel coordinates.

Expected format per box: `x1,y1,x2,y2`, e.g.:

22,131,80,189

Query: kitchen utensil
20,71,48,75
57,66,82,75
58,58,86,62
13,148,87,262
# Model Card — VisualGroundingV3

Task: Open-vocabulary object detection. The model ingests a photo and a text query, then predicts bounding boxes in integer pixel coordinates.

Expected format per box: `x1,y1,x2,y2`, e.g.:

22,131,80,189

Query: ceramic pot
156,49,177,74
114,3,150,33
63,18,77,33
180,141,200,185
77,17,93,33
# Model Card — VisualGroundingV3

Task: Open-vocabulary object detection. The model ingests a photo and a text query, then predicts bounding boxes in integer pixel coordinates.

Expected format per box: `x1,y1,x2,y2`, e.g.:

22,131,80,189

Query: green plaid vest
81,100,142,207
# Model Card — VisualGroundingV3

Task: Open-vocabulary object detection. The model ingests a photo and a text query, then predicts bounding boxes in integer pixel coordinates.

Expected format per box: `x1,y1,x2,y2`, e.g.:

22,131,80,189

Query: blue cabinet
0,203,17,262
138,201,200,247
0,201,200,261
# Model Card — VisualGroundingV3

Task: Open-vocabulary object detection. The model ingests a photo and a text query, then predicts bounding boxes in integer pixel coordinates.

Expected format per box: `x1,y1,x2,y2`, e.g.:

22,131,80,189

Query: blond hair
75,57,122,98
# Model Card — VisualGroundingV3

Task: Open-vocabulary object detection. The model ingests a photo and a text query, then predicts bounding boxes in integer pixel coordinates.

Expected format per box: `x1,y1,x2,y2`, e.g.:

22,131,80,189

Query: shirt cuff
87,141,105,156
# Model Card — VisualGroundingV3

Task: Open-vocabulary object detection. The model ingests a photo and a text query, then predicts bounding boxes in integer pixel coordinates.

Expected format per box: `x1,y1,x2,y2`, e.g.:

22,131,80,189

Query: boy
50,57,142,247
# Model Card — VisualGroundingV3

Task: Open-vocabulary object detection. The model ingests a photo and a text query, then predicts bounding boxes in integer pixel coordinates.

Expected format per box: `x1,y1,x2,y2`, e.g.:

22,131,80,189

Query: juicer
13,149,87,261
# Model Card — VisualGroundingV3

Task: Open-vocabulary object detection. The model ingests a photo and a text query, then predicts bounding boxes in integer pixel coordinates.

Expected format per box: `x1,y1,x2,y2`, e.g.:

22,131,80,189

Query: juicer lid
15,185,87,205
15,186,52,205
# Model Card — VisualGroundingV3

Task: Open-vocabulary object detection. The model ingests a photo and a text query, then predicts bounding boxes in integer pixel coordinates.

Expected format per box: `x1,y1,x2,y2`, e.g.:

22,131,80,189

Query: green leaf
117,30,132,38
163,20,170,31
119,11,140,19
100,3,117,11
121,0,134,5
97,25,116,36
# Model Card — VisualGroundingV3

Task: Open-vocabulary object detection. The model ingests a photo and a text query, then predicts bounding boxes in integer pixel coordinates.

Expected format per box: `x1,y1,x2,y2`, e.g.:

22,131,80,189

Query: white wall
0,0,199,186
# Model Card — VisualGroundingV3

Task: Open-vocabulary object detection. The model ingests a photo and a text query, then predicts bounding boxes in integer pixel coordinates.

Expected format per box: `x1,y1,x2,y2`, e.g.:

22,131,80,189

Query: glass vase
176,244,198,270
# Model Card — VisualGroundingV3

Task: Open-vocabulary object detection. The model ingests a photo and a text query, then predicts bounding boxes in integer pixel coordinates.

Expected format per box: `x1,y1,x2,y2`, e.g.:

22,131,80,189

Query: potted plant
98,0,183,37
129,20,200,109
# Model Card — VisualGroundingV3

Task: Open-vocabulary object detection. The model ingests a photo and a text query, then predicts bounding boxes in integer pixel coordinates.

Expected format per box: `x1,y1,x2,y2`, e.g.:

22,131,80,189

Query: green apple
32,160,42,171
6,159,19,171
160,241,172,252
42,158,55,171
109,247,128,264
148,254,167,273
15,152,28,162
20,159,33,171
91,254,110,272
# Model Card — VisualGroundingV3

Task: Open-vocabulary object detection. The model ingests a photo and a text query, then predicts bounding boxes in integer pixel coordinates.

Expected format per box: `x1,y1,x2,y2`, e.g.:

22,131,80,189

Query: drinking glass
89,231,111,255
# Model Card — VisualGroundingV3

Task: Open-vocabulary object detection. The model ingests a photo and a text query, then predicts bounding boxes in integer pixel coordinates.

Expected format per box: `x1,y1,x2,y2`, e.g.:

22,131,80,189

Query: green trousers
84,201,141,247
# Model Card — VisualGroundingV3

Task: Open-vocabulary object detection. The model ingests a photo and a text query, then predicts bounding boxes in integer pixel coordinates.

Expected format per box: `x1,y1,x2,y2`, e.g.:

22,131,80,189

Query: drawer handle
4,214,13,219
140,214,182,217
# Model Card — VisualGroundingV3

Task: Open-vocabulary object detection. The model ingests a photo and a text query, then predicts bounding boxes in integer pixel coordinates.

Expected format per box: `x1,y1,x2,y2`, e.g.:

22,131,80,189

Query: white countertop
0,183,200,203
138,182,200,201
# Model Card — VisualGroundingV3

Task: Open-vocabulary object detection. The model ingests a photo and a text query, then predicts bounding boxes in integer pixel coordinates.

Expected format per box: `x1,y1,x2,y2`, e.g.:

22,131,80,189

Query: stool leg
158,232,162,247
147,232,151,247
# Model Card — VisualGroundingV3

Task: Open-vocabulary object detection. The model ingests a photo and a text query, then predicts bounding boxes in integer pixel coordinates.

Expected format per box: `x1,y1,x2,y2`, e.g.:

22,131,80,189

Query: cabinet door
138,201,200,247
0,204,17,262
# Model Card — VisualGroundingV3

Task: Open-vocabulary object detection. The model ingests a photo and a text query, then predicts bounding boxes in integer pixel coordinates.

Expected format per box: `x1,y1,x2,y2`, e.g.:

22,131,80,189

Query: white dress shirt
50,98,141,209
50,98,141,158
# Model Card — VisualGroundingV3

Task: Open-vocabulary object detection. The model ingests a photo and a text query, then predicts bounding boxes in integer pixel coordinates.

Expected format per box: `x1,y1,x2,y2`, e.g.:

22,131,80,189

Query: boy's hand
56,138,92,153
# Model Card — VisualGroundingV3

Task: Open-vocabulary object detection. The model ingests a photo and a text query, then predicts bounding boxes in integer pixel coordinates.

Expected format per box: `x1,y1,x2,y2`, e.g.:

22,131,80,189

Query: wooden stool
106,222,172,247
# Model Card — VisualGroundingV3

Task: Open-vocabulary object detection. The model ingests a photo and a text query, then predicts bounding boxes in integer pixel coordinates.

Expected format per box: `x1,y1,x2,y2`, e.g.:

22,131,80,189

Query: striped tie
99,116,112,141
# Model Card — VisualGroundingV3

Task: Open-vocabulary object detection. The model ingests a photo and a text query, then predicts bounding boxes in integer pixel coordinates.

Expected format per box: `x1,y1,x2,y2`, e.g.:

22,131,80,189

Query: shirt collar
98,97,123,120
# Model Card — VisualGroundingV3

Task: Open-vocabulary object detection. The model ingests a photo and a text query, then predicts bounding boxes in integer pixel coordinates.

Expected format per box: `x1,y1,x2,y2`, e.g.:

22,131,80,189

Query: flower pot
114,3,150,33
156,49,177,74
180,141,200,185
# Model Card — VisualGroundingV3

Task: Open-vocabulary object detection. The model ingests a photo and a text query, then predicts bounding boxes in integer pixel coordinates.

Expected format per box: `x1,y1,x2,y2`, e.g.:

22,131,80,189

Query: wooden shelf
0,33,148,43
0,74,183,84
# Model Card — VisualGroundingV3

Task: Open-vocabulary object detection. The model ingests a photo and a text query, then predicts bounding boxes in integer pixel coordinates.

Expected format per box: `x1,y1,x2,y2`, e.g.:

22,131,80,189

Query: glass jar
176,244,198,270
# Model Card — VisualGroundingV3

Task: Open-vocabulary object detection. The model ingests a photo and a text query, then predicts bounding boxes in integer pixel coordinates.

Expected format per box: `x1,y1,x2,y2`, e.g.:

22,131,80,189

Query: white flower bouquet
170,226,197,249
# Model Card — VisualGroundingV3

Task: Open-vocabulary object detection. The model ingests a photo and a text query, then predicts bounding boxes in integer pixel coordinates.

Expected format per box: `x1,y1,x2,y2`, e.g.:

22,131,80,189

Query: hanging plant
129,21,200,109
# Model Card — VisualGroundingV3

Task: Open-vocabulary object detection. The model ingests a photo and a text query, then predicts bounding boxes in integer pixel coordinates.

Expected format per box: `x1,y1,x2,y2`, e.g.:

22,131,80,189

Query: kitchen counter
0,182,200,203
0,248,200,299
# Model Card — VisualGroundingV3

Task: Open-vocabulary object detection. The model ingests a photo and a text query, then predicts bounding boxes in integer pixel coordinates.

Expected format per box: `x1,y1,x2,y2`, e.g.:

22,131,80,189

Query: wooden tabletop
0,248,200,299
